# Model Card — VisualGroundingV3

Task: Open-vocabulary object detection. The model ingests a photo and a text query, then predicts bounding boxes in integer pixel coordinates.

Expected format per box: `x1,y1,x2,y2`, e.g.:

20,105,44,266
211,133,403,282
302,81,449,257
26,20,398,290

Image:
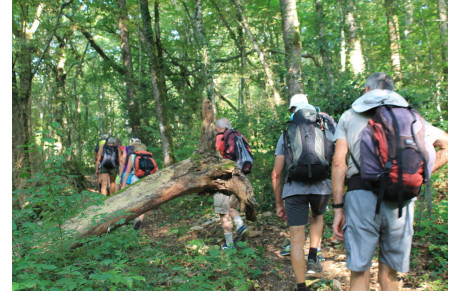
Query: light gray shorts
343,190,414,273
213,193,239,214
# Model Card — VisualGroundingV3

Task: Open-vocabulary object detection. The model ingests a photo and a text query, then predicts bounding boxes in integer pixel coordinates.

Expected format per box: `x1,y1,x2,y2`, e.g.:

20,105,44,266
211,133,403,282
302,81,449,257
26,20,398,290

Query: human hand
276,205,287,222
332,209,345,242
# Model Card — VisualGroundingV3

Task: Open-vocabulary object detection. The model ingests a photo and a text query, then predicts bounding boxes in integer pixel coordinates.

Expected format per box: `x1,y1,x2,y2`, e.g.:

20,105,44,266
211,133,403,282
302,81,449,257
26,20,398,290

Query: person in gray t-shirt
332,72,448,290
272,93,334,290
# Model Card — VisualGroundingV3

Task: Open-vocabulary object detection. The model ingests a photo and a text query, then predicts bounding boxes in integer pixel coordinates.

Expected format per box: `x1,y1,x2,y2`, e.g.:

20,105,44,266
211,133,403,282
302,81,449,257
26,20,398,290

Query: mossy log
63,154,257,245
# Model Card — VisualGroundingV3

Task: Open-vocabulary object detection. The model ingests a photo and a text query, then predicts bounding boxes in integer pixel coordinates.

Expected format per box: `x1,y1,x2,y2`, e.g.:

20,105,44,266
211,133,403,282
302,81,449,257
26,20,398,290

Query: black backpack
100,144,119,169
283,108,336,183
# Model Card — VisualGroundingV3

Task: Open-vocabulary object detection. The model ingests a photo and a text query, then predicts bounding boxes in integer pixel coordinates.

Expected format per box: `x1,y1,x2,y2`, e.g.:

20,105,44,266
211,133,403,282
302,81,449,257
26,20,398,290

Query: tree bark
63,156,257,245
314,0,334,88
139,0,176,166
437,0,448,77
279,0,304,98
384,0,402,81
233,0,281,106
117,0,141,138
341,0,365,75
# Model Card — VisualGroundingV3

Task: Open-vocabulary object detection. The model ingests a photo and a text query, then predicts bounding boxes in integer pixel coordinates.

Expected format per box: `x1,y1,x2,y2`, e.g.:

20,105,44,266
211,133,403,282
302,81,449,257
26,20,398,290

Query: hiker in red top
121,142,158,230
214,118,250,249
332,73,448,290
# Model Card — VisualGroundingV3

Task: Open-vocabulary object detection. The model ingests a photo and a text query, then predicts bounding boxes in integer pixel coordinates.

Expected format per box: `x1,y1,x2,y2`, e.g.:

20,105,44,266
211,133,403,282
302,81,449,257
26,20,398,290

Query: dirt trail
85,176,426,290
140,207,426,291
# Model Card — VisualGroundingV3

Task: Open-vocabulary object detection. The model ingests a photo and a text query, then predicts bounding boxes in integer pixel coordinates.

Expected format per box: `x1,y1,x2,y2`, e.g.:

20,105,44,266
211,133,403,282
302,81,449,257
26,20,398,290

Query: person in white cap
272,93,335,290
331,72,448,290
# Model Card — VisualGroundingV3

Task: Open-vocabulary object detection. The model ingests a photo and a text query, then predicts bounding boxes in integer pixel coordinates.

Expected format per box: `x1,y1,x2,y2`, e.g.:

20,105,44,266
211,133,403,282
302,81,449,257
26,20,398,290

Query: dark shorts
284,194,331,226
100,166,119,177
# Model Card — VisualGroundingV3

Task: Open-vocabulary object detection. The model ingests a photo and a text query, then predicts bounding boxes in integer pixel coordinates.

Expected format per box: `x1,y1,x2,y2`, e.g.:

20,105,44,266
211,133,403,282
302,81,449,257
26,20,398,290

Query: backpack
95,138,108,154
100,144,119,169
221,129,254,174
283,108,336,183
134,151,157,178
352,105,435,217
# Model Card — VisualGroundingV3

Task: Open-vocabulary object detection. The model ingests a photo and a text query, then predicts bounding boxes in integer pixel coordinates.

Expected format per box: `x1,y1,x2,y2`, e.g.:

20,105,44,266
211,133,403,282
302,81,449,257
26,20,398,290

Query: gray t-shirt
334,108,446,178
274,134,332,199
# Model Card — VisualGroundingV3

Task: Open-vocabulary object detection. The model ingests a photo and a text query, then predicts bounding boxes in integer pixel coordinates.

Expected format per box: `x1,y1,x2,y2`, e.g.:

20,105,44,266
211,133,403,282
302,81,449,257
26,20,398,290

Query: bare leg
350,270,370,291
378,262,399,291
220,213,233,233
109,175,116,195
309,213,323,249
100,174,109,196
289,225,306,284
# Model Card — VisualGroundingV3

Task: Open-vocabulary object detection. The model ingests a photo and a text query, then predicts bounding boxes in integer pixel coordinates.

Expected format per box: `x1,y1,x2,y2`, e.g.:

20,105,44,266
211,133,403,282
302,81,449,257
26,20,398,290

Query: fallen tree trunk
63,153,257,246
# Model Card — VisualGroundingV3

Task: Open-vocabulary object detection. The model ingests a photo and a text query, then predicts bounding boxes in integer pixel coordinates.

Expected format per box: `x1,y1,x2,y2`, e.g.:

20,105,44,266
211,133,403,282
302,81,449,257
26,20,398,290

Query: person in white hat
272,93,336,290
331,72,448,290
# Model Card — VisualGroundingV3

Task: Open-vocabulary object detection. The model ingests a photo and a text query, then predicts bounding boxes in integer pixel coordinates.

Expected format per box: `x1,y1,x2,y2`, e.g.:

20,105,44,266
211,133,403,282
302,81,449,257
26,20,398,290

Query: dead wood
63,154,257,247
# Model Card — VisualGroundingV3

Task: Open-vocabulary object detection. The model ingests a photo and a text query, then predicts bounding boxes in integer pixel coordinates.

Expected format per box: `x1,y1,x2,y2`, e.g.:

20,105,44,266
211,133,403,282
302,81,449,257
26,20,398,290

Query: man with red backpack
332,73,448,290
214,118,251,249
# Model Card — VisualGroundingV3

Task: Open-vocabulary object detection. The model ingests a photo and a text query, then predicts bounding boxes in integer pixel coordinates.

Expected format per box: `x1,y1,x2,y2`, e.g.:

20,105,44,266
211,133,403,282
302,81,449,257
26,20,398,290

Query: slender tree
279,0,304,98
384,0,403,80
233,0,281,105
139,0,176,166
117,0,141,137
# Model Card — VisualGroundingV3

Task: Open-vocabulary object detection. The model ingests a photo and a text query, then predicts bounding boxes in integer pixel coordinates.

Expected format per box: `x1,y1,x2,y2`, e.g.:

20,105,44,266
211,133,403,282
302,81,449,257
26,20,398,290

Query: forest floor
138,205,431,290
87,177,438,290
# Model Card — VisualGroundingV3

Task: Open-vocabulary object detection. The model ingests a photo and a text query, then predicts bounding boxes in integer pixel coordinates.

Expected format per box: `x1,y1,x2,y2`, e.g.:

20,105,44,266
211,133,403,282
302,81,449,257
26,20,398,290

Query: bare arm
95,146,104,175
432,132,448,172
122,156,133,188
118,148,125,179
271,155,286,221
331,139,348,241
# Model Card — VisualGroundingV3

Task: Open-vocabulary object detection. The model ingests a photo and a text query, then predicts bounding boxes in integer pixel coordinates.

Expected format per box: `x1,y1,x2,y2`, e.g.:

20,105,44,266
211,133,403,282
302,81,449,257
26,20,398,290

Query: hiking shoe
133,220,142,230
221,243,236,250
280,244,291,256
307,258,323,274
235,225,249,242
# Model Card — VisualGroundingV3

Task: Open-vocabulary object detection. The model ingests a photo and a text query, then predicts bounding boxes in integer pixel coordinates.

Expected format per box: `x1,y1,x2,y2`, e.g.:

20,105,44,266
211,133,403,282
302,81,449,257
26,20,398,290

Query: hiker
115,138,125,192
121,142,158,229
214,118,250,249
332,72,448,290
272,93,336,290
94,133,109,191
120,137,142,188
95,137,123,196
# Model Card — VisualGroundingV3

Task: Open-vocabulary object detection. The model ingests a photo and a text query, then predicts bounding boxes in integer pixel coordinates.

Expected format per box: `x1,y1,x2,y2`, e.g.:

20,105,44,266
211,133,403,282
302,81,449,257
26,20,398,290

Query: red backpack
220,129,254,174
351,105,435,217
134,151,158,178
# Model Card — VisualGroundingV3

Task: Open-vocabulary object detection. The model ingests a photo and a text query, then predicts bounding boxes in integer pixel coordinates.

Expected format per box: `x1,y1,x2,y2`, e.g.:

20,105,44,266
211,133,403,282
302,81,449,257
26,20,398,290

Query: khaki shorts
343,190,414,273
213,193,239,214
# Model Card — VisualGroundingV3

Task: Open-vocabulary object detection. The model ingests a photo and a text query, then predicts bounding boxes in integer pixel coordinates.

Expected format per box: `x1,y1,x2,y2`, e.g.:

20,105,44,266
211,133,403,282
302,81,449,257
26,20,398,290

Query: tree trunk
117,0,141,138
139,0,176,166
279,0,304,98
12,3,44,199
233,0,281,106
342,0,365,75
384,0,402,81
315,0,334,88
63,156,256,245
437,0,448,78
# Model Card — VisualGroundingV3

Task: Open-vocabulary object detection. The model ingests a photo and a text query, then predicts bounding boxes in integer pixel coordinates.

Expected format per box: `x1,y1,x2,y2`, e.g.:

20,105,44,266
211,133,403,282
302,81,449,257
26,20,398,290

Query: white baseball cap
288,93,309,110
